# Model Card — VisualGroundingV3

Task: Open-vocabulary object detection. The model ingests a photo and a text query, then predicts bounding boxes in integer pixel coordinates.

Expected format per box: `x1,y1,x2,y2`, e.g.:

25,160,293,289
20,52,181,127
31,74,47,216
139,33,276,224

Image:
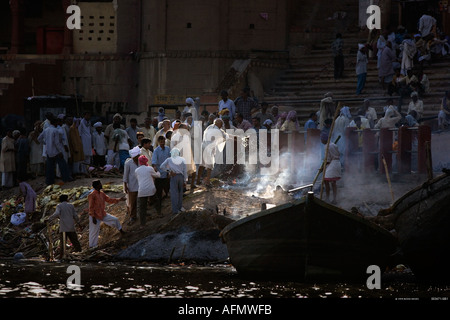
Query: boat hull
220,193,397,281
387,172,450,283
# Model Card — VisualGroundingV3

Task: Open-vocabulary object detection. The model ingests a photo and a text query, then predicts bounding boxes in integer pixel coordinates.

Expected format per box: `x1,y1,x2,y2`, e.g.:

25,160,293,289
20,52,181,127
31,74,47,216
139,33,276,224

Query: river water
0,259,449,300
1,259,449,318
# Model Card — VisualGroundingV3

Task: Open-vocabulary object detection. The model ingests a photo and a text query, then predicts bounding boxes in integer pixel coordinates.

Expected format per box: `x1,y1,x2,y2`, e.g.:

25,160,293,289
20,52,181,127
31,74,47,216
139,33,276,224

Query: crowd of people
2,83,438,220
2,82,446,256
2,11,450,252
330,12,449,130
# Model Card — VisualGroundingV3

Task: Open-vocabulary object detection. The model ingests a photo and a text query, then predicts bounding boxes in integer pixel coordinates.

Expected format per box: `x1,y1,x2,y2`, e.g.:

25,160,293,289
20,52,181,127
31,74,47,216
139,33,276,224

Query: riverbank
0,169,432,265
0,172,269,263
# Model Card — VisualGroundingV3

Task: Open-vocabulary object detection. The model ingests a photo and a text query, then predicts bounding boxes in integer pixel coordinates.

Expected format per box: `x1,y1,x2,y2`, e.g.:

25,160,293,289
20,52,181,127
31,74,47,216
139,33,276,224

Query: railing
224,125,432,178
298,126,430,175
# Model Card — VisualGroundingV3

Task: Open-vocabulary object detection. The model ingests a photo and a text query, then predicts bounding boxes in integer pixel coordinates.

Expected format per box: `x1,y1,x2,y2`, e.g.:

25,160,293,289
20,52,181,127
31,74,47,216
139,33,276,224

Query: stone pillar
344,127,359,174
62,0,73,54
379,127,393,174
417,125,431,174
362,128,377,173
305,129,321,172
379,0,392,30
10,0,24,54
287,131,304,180
397,126,412,174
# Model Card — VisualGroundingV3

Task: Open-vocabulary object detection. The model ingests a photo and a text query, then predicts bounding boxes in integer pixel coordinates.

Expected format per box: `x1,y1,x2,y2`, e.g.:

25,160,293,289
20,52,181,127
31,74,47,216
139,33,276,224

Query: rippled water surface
0,259,449,300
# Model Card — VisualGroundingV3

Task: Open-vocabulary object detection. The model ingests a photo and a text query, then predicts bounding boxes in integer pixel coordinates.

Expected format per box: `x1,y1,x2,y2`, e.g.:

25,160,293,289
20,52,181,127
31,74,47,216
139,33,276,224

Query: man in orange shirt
88,179,126,248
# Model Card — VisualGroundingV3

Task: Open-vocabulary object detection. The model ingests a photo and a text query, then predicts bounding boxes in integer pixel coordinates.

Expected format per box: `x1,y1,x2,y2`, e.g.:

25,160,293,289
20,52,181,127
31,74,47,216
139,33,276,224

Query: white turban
129,146,141,158
170,148,180,158
263,119,273,126
340,106,352,119
358,43,365,50
384,106,396,118
186,97,194,105
93,122,102,128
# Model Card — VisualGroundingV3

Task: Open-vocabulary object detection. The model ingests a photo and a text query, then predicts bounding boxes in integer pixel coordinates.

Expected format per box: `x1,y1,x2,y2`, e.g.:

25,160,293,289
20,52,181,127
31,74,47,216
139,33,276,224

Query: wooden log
382,154,395,204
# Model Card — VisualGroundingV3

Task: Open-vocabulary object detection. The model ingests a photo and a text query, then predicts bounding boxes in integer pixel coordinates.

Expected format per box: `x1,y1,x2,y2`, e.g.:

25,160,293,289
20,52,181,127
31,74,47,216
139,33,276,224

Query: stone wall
61,55,139,111
134,0,289,111
73,2,118,54
1,0,374,118
142,0,288,52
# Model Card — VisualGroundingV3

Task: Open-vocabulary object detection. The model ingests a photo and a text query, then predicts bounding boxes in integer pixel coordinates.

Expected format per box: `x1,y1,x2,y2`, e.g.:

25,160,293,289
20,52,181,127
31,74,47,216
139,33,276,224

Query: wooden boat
377,170,450,283
219,191,397,281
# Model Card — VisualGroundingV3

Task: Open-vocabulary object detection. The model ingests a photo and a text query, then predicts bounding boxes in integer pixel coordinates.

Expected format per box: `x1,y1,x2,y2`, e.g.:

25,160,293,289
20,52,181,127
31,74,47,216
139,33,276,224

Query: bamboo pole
168,246,176,263
382,154,395,204
62,232,66,260
319,103,342,200
312,135,341,188
47,225,54,261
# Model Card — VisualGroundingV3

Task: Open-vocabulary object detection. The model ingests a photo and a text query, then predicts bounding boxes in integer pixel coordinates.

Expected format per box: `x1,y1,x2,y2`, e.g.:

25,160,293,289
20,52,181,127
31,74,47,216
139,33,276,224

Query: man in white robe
196,119,228,186
78,112,93,171
418,13,436,39
401,36,417,76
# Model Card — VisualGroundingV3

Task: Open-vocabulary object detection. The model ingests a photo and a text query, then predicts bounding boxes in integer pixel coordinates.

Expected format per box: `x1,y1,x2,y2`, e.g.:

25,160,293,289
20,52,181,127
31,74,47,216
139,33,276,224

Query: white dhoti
201,144,216,170
324,159,342,181
107,149,120,168
89,214,122,248
1,172,14,188
56,150,70,178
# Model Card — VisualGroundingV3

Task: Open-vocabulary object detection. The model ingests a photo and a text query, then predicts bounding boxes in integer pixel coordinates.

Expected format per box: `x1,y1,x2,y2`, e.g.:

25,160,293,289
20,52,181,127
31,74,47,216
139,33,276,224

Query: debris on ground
0,175,269,262
0,172,424,265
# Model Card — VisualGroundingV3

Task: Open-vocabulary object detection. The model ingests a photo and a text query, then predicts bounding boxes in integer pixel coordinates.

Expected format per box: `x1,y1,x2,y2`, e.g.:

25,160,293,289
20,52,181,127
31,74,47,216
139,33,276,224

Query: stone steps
268,30,450,125
270,0,449,127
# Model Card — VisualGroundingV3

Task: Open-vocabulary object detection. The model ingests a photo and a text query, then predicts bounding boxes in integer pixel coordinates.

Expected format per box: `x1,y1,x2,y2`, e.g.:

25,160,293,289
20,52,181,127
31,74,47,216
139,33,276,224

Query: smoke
237,148,322,200
191,123,449,217
230,138,409,216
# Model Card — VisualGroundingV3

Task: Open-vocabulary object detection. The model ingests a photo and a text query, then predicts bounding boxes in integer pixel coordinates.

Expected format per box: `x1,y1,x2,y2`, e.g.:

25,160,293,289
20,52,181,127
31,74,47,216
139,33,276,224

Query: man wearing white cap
92,122,107,167
183,98,198,122
123,146,141,225
356,43,368,95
